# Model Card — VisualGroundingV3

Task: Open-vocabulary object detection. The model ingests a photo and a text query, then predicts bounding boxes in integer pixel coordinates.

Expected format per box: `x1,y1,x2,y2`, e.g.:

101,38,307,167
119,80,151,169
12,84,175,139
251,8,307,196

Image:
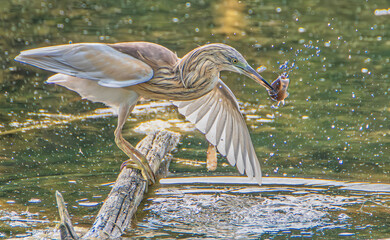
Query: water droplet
339,233,355,236
78,202,100,207
374,8,390,16
338,213,351,219
256,65,267,73
28,198,42,203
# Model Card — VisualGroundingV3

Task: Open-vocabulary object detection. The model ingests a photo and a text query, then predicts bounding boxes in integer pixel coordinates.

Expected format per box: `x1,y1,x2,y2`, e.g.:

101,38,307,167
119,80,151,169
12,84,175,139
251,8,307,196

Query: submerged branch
55,191,80,240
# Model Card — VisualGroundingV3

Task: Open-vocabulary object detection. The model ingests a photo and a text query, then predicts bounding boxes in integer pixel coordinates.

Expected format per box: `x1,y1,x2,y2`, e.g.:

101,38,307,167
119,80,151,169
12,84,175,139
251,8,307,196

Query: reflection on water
132,177,390,239
1,177,389,239
160,176,390,192
212,0,247,37
0,0,389,238
141,194,352,238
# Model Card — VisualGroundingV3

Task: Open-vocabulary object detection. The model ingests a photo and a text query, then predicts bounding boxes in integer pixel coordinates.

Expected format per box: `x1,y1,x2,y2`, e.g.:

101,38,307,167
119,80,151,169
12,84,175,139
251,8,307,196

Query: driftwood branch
56,130,180,240
55,191,79,240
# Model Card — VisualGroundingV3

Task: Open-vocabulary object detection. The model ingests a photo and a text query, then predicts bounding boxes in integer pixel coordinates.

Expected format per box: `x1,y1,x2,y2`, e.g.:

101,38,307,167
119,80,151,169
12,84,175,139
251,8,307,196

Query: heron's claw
115,129,156,184
121,158,156,184
120,160,139,170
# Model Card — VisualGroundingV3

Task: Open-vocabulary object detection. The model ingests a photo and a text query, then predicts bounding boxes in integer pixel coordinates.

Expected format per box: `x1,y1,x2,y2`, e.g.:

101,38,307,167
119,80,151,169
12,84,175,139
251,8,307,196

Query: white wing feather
173,80,262,184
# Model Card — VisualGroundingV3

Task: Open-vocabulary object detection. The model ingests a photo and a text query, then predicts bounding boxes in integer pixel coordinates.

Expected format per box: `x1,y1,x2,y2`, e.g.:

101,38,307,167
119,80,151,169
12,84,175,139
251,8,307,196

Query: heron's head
207,44,274,91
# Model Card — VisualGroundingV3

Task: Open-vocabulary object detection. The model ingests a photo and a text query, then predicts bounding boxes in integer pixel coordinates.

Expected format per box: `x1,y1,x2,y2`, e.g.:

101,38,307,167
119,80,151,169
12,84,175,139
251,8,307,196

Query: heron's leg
114,102,155,184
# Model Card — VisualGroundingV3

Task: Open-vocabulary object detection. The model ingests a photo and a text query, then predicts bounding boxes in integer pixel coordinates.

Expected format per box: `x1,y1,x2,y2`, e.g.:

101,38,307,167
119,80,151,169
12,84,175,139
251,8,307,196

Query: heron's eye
230,58,238,64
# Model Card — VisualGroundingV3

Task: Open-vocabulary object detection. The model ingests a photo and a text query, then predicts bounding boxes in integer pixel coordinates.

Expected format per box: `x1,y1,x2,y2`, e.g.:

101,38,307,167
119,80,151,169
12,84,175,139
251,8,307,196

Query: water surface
0,0,389,238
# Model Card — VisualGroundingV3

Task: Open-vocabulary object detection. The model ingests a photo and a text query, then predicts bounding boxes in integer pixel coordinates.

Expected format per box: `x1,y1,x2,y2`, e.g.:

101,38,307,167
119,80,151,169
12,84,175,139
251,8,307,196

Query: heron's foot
120,158,156,184
114,129,156,184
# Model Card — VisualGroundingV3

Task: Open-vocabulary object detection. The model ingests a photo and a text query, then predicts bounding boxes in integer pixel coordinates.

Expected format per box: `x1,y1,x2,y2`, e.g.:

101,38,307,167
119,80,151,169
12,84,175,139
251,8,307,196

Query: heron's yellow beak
242,65,274,91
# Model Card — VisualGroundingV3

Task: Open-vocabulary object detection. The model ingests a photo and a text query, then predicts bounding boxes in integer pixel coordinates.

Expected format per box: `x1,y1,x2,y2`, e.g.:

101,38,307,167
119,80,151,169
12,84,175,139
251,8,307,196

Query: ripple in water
136,192,357,238
129,177,388,239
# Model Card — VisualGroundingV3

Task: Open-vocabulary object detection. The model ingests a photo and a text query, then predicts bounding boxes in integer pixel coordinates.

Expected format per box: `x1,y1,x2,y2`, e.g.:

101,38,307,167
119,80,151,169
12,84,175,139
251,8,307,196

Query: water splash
130,176,390,239
273,39,326,76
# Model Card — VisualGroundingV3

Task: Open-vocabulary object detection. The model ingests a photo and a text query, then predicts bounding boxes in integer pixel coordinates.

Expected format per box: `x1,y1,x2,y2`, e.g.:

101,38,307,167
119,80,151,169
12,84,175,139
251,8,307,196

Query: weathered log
55,130,180,240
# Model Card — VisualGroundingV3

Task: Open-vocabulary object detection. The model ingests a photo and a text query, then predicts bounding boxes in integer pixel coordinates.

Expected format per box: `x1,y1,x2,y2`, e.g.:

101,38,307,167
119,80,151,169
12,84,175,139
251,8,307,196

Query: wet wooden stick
55,191,79,240
55,130,180,240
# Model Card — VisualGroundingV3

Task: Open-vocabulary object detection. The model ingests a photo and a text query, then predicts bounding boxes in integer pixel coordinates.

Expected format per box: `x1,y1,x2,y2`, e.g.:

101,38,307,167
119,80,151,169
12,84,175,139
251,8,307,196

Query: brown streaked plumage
14,42,277,185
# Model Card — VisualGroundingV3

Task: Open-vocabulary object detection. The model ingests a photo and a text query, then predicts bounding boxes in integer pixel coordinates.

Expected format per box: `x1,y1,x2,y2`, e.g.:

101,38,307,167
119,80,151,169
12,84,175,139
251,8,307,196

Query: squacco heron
15,42,277,185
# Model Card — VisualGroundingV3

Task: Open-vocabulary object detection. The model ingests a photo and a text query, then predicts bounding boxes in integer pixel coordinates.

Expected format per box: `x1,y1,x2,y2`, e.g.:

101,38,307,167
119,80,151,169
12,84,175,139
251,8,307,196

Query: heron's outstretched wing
14,43,153,88
173,80,262,184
